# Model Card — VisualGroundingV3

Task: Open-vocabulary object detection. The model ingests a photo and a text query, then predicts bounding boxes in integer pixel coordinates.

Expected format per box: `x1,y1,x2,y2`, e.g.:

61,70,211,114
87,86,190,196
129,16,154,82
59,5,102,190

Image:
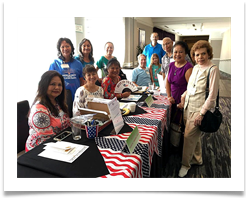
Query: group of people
24,34,220,179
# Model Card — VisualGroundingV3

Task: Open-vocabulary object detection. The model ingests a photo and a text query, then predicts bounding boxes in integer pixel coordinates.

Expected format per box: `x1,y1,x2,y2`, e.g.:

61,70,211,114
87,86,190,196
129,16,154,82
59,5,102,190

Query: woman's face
194,48,210,65
81,41,92,55
60,40,72,58
85,72,98,85
173,45,186,64
105,43,114,56
107,64,120,79
47,76,63,100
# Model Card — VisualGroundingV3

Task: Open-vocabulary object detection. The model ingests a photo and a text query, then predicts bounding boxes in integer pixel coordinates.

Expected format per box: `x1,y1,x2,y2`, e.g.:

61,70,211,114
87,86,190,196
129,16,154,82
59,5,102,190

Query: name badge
189,87,196,95
61,64,69,69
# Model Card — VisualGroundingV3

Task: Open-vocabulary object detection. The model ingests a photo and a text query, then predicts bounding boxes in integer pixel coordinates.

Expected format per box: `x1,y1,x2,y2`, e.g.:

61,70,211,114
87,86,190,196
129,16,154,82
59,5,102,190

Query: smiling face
139,55,146,68
60,40,72,59
173,45,186,64
81,40,92,55
152,55,159,65
105,43,114,56
194,48,210,66
150,33,158,45
107,64,120,79
47,76,63,101
162,38,173,53
85,71,98,85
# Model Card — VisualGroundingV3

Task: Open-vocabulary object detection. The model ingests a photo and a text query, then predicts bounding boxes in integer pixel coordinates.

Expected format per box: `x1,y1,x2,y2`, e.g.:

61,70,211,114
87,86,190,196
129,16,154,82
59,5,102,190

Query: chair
17,100,30,156
66,89,73,118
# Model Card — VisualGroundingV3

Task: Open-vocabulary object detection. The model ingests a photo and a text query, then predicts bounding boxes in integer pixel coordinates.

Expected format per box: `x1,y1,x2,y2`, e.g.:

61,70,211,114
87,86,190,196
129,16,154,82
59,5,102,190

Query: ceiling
150,17,231,36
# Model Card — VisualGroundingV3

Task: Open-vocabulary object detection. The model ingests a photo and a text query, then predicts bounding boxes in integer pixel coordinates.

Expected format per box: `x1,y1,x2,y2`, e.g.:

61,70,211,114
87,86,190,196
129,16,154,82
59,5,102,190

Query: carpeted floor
162,96,231,178
163,88,231,178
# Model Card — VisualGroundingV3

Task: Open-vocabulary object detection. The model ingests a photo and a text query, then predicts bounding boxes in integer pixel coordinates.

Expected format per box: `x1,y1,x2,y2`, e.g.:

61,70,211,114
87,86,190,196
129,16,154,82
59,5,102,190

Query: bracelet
120,93,123,98
199,112,204,116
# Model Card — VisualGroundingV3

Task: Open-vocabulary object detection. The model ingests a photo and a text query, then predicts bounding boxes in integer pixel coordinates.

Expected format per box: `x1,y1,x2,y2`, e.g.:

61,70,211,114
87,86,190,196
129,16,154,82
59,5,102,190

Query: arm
185,67,193,82
194,66,220,126
165,74,175,104
72,87,85,117
201,66,220,115
149,65,154,82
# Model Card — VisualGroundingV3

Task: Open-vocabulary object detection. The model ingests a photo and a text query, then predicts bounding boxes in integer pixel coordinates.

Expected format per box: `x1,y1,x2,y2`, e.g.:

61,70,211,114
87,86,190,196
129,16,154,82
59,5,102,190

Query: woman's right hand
168,96,175,104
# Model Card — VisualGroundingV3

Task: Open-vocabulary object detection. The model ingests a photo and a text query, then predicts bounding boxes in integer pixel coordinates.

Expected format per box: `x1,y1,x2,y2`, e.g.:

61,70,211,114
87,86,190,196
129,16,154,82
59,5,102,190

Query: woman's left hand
194,113,204,126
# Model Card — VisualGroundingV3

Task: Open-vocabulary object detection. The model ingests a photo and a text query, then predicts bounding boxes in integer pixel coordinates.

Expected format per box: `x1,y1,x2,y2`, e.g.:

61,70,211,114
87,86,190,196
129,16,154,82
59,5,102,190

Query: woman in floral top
101,58,131,99
25,71,70,152
73,65,104,116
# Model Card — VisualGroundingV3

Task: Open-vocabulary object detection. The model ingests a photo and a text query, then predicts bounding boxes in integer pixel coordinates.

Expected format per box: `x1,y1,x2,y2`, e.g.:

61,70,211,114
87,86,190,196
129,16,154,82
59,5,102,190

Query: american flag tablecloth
95,95,171,178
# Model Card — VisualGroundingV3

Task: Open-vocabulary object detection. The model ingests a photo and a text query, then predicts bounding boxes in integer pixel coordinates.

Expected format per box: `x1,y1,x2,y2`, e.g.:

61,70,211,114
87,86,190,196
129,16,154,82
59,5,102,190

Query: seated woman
101,58,131,99
73,65,104,117
25,71,70,152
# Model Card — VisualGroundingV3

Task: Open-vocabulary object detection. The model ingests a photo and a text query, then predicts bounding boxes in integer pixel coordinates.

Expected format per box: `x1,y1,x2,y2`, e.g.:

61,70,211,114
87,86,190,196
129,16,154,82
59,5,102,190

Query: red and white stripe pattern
99,147,143,178
108,124,159,168
98,95,171,178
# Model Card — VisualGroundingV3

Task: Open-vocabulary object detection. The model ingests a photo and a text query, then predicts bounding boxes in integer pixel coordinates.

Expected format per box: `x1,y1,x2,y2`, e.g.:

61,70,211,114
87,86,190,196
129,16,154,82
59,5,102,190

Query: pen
91,119,95,126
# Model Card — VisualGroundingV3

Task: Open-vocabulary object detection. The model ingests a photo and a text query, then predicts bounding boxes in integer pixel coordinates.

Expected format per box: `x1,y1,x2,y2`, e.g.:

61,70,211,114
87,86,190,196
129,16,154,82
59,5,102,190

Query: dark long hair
32,71,68,116
78,38,94,63
56,37,75,62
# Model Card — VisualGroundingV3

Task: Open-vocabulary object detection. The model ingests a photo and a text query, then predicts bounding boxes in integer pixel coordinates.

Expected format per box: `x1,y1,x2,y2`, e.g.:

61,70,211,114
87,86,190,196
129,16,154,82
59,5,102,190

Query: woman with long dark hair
25,71,70,152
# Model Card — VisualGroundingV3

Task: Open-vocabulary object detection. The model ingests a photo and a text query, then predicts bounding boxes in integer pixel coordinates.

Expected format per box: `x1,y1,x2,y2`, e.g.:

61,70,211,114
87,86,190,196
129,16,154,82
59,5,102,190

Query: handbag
199,65,222,133
170,109,184,147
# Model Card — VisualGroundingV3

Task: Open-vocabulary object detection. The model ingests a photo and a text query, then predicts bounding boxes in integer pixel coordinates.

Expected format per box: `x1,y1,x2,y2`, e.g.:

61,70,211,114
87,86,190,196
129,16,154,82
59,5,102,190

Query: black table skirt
17,123,133,178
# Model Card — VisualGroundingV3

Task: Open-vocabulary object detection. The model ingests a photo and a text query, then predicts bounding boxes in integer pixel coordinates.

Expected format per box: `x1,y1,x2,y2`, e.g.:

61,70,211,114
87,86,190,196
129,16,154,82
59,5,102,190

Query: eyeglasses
163,42,172,46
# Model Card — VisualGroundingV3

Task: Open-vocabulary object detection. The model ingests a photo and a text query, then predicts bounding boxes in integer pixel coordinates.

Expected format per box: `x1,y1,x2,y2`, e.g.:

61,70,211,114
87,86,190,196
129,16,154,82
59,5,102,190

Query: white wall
219,28,231,74
16,17,76,104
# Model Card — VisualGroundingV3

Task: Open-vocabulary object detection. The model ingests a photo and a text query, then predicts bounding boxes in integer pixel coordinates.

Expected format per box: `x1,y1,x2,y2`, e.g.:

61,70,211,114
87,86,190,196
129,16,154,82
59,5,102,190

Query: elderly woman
166,41,193,124
49,37,84,101
101,58,131,99
177,40,220,177
25,71,70,152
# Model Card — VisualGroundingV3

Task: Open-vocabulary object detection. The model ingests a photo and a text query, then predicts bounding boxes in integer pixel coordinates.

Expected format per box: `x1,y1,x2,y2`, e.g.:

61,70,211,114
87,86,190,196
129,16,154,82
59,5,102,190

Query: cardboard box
79,101,112,131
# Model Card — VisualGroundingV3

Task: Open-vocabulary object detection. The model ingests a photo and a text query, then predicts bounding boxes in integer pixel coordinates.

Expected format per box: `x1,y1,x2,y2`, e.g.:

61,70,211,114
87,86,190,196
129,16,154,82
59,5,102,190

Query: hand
177,95,185,109
123,92,131,98
177,102,184,109
168,96,175,104
194,113,204,126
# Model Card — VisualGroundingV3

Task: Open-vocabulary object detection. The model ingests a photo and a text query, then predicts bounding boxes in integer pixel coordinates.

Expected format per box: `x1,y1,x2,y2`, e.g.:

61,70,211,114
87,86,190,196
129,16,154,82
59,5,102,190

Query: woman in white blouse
177,40,220,177
73,65,104,116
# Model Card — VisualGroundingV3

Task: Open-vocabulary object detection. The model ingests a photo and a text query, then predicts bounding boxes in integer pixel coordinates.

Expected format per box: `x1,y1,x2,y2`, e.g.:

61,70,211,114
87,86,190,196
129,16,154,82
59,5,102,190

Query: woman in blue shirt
49,37,84,101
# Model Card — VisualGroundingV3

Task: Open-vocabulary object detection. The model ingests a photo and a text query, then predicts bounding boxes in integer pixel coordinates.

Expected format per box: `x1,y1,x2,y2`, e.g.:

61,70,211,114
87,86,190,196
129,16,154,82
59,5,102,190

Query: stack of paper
38,141,89,163
121,94,142,102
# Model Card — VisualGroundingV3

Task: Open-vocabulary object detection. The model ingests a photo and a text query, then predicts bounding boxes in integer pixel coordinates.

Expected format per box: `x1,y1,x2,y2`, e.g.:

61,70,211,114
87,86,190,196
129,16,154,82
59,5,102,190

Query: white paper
107,97,124,134
121,94,142,101
38,141,89,163
157,74,166,93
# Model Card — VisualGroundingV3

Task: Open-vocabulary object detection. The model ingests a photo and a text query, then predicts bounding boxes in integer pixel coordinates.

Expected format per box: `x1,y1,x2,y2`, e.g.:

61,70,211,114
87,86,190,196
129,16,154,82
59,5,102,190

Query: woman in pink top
25,71,70,152
177,40,220,177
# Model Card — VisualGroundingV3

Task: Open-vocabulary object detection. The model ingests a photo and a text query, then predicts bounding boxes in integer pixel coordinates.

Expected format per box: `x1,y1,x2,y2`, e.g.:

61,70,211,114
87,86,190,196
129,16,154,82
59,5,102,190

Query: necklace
174,67,179,76
174,61,186,75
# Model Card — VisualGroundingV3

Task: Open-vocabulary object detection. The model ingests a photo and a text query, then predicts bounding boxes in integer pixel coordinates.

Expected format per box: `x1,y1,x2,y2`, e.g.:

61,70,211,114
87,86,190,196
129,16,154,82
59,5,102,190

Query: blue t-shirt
49,58,83,101
142,43,165,67
132,66,151,87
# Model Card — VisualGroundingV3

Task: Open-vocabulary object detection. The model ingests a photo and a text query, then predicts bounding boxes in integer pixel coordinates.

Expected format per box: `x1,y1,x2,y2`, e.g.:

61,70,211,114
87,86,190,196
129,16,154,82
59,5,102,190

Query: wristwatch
199,112,204,117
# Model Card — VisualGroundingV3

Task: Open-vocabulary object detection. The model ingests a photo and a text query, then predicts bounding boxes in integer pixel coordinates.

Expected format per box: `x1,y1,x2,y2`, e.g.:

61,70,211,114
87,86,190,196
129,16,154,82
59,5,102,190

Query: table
17,94,171,178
